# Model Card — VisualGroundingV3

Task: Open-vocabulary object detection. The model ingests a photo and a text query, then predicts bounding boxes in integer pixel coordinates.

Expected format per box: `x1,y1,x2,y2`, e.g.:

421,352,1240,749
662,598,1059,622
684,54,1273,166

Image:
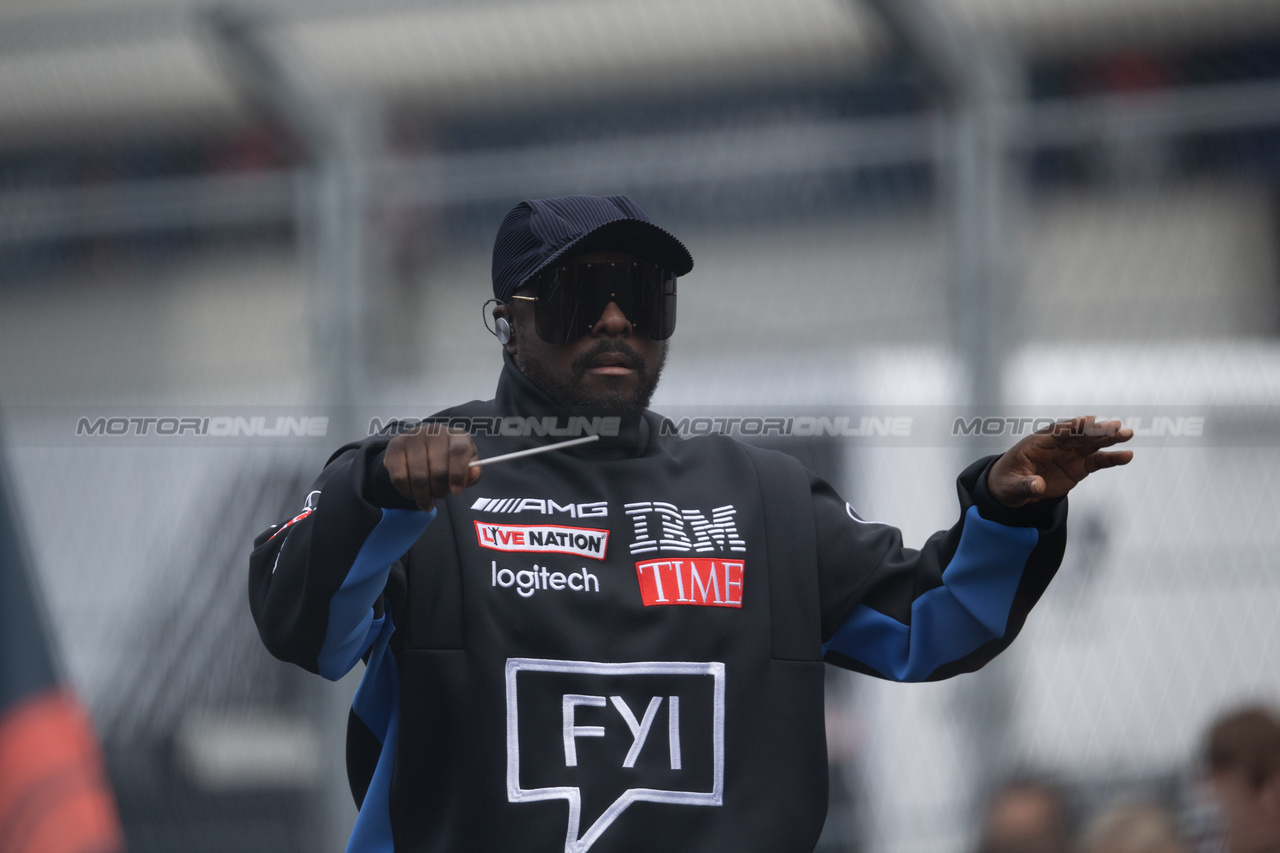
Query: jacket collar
494,350,660,458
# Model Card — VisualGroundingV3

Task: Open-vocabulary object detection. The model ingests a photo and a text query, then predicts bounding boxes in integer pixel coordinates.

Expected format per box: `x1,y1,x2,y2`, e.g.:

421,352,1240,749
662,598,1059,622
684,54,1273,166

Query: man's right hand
383,426,481,511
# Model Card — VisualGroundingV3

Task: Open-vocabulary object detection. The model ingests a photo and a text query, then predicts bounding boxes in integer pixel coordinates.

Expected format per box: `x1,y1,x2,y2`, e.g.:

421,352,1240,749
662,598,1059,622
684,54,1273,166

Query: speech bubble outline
505,658,726,853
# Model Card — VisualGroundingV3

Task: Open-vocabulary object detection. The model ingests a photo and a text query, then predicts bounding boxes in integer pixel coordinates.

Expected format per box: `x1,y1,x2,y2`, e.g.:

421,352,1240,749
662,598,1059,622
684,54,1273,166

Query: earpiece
483,298,514,345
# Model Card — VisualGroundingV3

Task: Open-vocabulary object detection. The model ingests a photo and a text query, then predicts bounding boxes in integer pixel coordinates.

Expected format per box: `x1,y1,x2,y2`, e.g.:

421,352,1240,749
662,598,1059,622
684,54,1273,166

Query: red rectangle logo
474,521,609,560
634,558,744,608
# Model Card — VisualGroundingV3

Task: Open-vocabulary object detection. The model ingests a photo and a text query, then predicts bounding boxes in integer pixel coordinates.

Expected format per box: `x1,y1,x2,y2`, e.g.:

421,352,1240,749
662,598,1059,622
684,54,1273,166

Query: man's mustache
572,341,645,375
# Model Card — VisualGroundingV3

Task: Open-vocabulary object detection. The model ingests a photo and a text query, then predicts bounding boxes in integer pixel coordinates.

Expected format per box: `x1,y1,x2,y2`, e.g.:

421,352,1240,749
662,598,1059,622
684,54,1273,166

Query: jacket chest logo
506,658,725,853
474,521,609,560
624,502,748,609
634,558,744,608
623,502,747,555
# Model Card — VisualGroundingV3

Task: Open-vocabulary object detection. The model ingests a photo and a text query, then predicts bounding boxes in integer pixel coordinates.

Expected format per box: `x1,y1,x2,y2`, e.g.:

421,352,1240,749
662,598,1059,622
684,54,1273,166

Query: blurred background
1,0,1279,851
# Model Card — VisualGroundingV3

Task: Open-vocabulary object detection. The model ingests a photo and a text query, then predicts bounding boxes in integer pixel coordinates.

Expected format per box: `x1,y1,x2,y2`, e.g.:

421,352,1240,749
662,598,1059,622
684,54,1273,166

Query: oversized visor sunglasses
511,261,678,344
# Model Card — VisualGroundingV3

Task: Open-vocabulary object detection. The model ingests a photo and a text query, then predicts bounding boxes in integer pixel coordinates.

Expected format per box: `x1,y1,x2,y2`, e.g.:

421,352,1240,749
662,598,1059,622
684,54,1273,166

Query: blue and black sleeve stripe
819,456,1067,682
249,440,432,681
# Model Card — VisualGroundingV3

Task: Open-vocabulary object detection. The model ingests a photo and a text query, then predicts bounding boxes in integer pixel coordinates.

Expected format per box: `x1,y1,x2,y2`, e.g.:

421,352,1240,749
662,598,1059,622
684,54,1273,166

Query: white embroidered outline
505,658,726,853
846,502,879,524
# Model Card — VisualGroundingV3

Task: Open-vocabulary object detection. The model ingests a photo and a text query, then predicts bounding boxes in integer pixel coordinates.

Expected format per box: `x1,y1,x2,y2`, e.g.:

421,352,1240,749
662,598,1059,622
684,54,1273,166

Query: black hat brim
524,218,694,287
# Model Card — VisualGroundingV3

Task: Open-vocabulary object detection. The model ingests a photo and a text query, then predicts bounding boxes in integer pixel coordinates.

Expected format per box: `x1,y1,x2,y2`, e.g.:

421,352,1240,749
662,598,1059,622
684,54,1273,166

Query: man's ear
492,302,517,354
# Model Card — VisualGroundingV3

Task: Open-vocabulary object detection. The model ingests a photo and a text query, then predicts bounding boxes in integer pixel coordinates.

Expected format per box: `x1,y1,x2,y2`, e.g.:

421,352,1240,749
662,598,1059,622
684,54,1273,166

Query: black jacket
249,356,1067,853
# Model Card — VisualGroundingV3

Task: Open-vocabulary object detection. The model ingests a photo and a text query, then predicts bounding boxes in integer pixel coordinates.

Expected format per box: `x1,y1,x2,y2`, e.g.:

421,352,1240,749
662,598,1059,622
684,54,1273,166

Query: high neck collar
494,350,659,458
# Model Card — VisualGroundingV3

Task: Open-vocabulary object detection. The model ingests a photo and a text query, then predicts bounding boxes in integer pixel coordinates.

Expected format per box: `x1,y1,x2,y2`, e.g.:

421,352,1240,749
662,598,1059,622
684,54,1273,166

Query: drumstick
468,434,600,468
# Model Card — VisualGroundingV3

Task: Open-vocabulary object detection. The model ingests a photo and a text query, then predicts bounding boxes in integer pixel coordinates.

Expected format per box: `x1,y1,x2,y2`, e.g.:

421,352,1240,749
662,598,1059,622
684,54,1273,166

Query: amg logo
635,559,745,608
624,502,746,555
475,522,609,560
471,497,608,518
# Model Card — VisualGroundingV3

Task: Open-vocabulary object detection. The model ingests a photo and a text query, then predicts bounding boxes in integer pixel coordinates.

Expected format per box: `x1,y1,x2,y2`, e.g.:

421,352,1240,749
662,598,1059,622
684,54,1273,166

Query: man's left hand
987,415,1134,508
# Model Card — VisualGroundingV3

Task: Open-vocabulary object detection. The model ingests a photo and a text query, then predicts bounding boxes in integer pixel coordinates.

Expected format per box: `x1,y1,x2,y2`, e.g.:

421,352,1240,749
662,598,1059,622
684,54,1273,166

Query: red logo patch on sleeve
268,508,312,542
634,558,744,608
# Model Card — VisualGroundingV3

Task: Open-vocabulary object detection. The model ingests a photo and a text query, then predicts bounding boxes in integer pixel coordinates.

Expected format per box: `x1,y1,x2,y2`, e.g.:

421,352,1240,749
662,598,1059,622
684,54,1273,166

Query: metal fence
2,2,1279,851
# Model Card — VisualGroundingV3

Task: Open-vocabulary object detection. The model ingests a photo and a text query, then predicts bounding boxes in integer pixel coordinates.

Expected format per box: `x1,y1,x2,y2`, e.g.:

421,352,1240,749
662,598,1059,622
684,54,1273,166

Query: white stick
468,434,600,468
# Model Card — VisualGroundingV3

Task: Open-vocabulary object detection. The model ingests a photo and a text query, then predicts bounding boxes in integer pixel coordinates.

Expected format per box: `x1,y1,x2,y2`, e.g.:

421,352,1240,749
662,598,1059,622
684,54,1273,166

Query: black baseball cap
490,195,694,301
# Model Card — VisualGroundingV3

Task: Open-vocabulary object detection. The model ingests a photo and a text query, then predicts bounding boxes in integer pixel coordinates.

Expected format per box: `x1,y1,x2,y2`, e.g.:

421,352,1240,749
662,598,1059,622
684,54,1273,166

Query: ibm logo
623,502,747,555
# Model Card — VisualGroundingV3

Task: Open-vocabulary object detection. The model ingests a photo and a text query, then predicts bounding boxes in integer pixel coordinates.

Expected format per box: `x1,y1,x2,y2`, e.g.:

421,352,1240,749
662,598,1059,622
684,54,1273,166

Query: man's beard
516,338,667,418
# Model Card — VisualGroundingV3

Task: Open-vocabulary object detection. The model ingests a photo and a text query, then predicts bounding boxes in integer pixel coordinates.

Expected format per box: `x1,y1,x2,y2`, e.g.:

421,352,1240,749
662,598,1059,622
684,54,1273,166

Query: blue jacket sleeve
248,439,434,681
819,455,1067,682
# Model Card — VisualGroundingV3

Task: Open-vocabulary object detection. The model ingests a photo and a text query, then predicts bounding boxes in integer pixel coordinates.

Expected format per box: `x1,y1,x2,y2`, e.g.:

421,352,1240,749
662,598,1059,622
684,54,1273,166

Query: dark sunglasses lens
633,265,677,341
533,267,586,344
530,262,677,343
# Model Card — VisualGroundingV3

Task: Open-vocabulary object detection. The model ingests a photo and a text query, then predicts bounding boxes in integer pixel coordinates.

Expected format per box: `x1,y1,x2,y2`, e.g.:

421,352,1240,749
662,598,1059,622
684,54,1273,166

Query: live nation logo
475,522,609,561
634,559,745,608
505,659,725,853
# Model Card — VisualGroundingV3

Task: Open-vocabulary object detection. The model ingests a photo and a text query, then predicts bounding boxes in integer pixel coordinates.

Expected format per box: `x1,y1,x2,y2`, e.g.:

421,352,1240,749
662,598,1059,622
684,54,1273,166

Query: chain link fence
1,2,1278,851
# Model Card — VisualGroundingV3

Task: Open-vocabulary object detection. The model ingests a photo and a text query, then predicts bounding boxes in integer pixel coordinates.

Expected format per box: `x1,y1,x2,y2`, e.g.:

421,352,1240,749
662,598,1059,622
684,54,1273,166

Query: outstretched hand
987,416,1134,508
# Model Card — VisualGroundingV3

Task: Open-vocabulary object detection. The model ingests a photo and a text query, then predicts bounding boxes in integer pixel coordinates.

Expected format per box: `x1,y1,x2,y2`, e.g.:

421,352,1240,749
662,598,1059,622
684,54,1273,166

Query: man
250,195,1133,853
1200,705,1280,853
